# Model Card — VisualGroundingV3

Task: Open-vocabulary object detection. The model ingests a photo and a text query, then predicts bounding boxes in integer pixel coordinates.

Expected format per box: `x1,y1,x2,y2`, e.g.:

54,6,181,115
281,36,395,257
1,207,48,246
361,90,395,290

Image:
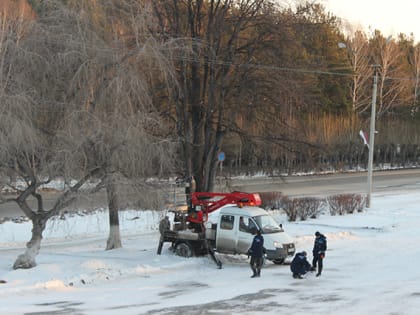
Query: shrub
298,197,325,220
326,194,366,215
258,191,283,210
279,196,297,221
280,196,325,221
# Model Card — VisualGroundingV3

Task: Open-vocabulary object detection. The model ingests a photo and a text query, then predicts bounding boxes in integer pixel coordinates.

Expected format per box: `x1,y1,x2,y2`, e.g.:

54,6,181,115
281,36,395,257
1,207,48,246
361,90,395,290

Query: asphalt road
227,168,420,197
1,169,420,219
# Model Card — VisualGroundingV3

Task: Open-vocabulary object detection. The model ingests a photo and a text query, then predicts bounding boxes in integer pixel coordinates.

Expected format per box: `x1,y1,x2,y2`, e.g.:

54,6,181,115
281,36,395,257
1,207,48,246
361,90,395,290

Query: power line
4,33,420,83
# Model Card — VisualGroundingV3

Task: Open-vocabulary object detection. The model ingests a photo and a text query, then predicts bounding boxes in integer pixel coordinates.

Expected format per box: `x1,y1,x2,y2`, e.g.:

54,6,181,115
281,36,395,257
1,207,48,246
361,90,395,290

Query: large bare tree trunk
106,174,122,250
13,214,48,269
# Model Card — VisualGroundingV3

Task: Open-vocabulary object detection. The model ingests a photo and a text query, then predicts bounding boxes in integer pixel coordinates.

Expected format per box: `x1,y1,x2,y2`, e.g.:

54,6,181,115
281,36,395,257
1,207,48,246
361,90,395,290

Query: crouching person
290,251,311,279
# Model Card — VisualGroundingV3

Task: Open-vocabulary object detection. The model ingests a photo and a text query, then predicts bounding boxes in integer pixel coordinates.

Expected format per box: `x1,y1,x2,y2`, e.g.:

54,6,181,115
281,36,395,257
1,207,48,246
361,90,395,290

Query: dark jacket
313,233,327,255
290,252,311,275
248,234,265,258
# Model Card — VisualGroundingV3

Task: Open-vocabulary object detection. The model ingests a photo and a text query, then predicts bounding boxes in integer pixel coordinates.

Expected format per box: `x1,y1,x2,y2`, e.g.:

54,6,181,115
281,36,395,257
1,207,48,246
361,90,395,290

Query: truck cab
206,205,295,264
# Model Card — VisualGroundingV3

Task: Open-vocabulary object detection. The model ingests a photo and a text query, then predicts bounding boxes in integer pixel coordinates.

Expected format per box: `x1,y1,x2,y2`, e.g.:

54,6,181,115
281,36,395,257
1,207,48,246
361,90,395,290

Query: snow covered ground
1,190,420,315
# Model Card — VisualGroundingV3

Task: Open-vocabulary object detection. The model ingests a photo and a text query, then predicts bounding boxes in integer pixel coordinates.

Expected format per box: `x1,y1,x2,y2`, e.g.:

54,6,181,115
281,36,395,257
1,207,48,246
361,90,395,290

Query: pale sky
324,0,420,40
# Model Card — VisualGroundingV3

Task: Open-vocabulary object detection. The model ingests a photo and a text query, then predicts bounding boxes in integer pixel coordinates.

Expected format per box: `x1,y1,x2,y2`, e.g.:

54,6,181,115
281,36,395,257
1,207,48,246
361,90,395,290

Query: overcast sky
324,0,420,40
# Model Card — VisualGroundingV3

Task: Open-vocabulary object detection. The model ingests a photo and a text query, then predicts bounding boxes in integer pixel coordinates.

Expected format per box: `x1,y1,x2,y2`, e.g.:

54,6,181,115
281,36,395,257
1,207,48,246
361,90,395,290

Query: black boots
311,265,322,276
251,268,261,278
316,266,322,277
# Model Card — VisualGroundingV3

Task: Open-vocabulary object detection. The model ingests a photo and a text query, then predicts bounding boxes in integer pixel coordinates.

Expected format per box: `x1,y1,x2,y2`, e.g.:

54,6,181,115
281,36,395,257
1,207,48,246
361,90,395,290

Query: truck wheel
272,258,285,265
175,241,193,257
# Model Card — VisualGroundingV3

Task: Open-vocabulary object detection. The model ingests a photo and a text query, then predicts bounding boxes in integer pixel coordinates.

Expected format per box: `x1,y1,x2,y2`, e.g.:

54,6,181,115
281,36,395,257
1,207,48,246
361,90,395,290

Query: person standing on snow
247,229,265,278
290,251,311,279
311,231,327,277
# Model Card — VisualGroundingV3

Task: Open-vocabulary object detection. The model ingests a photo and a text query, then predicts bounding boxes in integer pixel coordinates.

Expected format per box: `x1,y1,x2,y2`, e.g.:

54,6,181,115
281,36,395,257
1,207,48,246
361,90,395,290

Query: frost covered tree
0,1,175,268
60,0,177,250
0,5,103,269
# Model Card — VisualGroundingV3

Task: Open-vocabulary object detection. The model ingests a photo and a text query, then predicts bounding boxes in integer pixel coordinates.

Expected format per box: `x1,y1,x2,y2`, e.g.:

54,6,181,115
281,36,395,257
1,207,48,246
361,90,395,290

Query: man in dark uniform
290,251,311,279
311,231,327,277
247,229,265,278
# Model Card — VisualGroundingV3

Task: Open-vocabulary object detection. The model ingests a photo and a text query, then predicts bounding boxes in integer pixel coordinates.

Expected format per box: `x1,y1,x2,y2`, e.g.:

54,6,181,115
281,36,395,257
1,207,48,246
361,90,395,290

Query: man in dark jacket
248,229,265,278
311,231,327,277
290,251,311,279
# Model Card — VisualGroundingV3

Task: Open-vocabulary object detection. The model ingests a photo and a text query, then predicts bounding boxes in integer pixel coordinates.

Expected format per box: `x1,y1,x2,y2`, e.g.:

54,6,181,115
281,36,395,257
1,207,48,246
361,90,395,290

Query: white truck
157,191,295,268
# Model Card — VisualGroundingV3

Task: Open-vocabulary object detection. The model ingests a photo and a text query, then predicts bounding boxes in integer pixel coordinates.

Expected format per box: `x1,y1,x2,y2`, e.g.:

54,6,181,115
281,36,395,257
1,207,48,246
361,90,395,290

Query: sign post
218,152,225,174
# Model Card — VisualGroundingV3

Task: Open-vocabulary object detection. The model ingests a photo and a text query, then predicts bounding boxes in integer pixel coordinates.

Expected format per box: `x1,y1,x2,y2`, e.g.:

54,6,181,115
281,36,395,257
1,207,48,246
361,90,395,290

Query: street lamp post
366,67,378,208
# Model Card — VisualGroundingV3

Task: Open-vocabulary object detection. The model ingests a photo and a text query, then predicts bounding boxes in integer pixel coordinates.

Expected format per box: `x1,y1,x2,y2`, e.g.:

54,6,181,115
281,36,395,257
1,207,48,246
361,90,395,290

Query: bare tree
369,31,408,117
59,0,177,250
0,1,175,268
60,109,175,250
151,0,279,191
0,8,104,268
408,43,420,111
345,30,374,114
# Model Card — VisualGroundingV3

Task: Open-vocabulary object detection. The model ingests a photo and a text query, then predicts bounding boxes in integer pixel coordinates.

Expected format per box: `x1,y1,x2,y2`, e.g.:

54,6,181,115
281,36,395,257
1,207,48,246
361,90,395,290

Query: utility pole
366,67,379,208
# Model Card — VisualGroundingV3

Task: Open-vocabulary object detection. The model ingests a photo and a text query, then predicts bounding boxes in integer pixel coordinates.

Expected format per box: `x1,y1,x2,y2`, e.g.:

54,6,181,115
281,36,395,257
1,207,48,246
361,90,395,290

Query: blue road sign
218,151,225,162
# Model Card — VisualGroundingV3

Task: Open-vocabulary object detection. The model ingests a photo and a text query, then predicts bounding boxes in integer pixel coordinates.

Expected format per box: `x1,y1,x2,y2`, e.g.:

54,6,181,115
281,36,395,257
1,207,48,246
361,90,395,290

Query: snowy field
1,190,420,315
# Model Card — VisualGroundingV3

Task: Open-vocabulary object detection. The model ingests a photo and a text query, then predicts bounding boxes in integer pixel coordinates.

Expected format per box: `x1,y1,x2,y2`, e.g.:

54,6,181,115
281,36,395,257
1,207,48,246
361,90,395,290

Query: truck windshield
252,215,282,234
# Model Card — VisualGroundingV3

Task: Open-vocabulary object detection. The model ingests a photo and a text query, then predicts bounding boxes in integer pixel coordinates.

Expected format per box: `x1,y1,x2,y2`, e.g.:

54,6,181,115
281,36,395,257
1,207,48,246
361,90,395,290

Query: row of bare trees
210,3,420,175
147,1,420,183
343,29,420,118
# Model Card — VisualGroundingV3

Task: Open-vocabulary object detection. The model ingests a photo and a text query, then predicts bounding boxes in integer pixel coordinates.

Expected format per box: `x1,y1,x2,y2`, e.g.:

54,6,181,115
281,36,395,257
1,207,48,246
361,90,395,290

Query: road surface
226,168,420,197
